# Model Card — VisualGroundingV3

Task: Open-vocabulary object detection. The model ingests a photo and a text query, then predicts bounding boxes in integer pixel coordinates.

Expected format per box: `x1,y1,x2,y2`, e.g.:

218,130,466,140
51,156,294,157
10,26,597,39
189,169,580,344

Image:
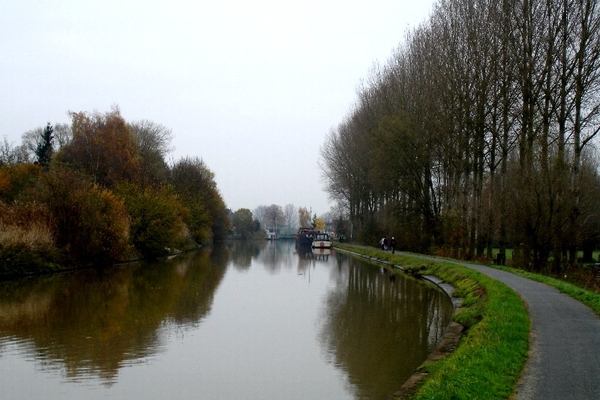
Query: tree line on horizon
321,0,600,272
0,107,229,275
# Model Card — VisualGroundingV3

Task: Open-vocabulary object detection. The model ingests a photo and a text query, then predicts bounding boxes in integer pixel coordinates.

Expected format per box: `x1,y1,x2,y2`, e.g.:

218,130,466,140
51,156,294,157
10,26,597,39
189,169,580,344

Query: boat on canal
311,232,332,249
295,228,316,247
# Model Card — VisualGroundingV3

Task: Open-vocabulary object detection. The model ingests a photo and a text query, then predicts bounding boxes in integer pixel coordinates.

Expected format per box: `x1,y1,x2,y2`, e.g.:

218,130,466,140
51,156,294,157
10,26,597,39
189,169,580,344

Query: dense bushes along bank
0,109,230,277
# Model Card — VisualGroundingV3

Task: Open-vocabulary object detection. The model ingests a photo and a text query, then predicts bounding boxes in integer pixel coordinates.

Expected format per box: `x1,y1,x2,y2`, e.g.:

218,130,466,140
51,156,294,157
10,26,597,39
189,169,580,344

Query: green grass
492,265,600,316
412,263,528,399
335,243,530,399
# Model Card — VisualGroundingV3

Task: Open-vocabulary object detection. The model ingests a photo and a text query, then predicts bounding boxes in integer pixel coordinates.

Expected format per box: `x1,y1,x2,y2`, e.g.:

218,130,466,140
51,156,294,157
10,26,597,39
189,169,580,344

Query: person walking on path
390,237,397,254
399,252,600,399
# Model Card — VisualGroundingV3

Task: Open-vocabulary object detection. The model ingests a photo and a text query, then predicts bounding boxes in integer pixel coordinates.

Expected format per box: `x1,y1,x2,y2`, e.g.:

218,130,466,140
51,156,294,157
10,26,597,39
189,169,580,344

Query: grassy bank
335,243,529,399
493,265,600,316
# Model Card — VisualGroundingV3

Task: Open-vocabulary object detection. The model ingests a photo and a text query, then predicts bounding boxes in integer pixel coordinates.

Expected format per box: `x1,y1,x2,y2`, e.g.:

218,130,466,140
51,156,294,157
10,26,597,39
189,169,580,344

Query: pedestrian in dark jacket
390,237,397,254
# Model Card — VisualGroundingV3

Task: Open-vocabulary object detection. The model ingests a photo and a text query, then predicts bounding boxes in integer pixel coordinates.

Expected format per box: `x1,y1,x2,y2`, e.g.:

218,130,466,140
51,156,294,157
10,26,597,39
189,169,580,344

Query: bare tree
319,0,600,270
567,0,600,262
53,123,72,150
21,126,44,160
253,205,268,229
128,120,173,184
283,204,298,234
0,137,30,165
264,204,284,233
21,123,72,161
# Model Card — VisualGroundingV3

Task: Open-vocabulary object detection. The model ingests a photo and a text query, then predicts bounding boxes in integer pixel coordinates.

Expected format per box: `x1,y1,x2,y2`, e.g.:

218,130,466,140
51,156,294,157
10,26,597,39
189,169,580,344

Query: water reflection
226,240,266,270
319,258,453,399
226,240,300,274
295,244,332,280
0,242,453,399
0,247,228,385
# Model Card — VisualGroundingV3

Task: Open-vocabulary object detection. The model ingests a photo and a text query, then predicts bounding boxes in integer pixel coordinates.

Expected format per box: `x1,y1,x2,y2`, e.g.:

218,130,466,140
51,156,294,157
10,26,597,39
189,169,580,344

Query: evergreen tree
35,123,53,171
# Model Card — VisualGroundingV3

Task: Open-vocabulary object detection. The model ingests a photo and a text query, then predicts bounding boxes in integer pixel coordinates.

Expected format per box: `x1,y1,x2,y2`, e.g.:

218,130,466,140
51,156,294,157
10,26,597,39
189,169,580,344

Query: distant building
265,229,277,240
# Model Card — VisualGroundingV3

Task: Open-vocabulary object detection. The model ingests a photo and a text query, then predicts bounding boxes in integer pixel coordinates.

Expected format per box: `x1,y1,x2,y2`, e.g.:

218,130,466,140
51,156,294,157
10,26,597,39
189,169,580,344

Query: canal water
0,241,453,399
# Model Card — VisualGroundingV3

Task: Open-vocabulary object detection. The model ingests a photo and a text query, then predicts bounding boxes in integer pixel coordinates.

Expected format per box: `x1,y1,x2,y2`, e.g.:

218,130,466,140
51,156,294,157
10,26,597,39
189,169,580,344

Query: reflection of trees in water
227,240,267,270
258,240,296,273
319,257,453,399
226,239,326,276
224,239,320,275
0,247,228,384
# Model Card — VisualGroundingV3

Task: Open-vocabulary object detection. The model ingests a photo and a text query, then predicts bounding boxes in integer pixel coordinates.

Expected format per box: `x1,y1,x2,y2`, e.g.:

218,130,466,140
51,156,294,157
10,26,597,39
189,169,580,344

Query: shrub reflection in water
0,242,452,399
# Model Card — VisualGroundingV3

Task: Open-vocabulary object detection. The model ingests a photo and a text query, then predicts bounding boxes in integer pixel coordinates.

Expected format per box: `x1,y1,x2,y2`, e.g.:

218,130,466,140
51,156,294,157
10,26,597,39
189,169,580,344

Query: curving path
400,252,600,399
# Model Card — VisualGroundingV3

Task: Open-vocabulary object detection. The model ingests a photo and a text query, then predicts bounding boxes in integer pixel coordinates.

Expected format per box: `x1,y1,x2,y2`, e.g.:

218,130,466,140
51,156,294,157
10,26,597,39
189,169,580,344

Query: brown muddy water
0,241,453,399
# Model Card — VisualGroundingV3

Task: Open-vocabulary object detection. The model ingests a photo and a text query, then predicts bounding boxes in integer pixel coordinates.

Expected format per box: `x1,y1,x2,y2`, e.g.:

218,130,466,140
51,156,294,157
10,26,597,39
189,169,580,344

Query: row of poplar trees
321,0,600,272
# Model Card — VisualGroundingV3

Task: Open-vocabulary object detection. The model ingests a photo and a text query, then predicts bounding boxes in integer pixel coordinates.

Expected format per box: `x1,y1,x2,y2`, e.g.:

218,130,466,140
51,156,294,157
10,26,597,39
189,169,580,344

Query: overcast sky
1,0,435,216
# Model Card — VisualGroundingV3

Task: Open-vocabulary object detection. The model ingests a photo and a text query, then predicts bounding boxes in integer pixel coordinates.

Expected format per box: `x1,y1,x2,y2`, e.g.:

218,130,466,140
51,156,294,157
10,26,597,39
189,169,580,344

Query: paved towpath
398,252,600,400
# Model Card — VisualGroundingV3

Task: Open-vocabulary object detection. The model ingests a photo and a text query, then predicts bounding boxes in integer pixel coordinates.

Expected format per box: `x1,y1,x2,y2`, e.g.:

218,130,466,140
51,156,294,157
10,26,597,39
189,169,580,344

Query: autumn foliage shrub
56,108,142,188
0,163,42,202
116,183,192,259
2,109,231,276
39,169,131,266
0,201,59,275
170,157,230,245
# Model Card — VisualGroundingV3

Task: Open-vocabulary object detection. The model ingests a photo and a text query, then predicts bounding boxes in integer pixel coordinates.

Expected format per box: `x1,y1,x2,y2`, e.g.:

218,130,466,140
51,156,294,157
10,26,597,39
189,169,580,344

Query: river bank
335,243,530,399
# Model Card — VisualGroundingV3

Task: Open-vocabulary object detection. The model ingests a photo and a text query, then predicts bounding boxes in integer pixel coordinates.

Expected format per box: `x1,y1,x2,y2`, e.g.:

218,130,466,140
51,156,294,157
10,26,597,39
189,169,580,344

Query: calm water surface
0,241,453,399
